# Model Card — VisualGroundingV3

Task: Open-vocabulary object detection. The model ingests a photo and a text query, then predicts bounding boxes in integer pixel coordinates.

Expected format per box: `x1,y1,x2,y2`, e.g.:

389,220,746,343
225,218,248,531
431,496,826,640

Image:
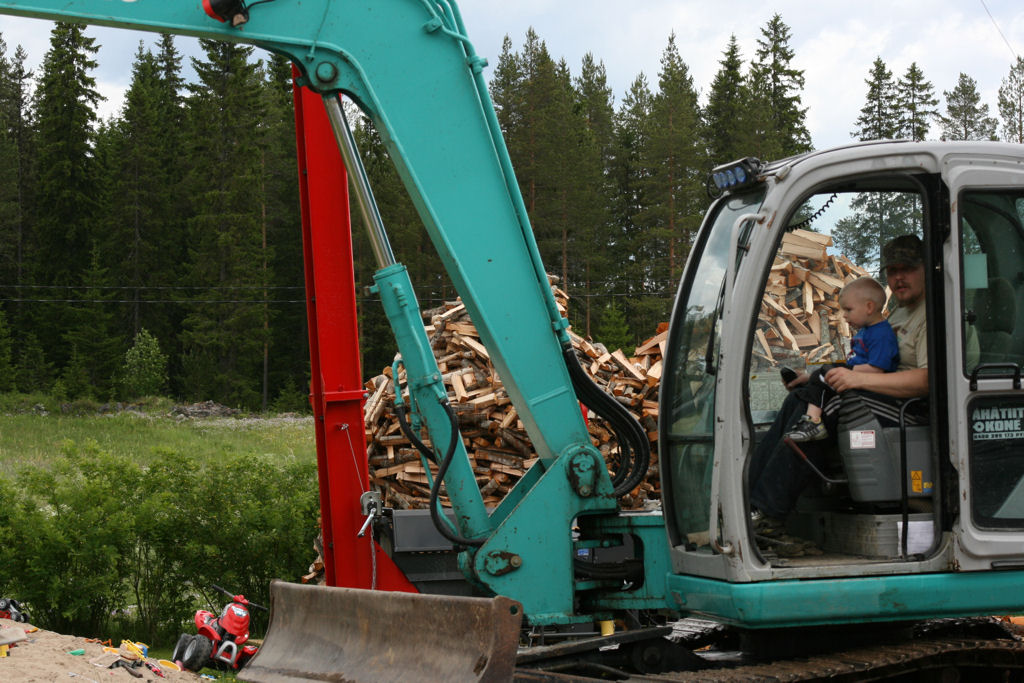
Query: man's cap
881,234,924,270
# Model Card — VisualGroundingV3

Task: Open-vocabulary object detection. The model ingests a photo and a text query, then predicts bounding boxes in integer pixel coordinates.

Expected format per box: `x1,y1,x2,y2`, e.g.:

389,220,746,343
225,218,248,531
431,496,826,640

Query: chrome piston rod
323,95,396,269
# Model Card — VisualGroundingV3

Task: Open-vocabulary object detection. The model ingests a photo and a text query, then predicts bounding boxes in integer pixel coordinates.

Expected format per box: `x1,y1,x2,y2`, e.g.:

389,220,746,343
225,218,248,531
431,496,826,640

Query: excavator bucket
239,580,523,682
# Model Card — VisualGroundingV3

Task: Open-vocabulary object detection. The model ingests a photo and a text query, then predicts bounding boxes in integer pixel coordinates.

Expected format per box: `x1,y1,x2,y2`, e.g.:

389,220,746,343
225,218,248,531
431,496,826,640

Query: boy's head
838,277,887,328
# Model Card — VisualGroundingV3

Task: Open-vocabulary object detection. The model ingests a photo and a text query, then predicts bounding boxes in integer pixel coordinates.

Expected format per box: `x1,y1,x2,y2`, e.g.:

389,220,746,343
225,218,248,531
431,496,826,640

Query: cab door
946,154,1024,568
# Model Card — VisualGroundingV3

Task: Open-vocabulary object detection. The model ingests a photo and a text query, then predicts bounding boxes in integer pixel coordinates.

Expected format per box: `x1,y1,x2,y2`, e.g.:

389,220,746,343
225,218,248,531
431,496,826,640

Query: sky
0,1,1020,151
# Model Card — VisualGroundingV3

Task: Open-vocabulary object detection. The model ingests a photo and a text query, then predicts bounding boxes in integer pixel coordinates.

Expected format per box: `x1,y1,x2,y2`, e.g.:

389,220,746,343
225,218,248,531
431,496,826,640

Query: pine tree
14,332,52,393
31,22,102,367
998,56,1024,143
62,243,122,396
155,34,185,120
837,58,924,262
704,35,751,164
896,62,938,141
833,191,921,266
631,34,703,334
610,74,653,339
747,14,811,158
179,39,267,407
514,29,565,266
594,301,633,354
151,34,189,380
645,34,702,273
572,53,616,335
0,35,21,294
99,43,179,341
33,22,101,284
575,53,615,169
941,73,997,141
5,45,36,329
488,29,585,296
60,344,92,399
0,306,13,391
549,58,583,295
490,36,523,140
260,54,305,410
852,58,897,140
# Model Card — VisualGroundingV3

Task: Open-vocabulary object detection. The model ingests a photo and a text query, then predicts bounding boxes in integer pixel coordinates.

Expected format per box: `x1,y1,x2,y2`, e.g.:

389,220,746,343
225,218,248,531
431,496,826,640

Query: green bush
119,329,169,400
4,440,137,635
0,441,319,645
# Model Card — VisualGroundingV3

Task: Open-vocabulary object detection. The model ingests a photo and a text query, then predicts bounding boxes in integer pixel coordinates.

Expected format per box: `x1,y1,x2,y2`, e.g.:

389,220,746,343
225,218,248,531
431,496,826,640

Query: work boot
785,415,828,442
750,509,785,539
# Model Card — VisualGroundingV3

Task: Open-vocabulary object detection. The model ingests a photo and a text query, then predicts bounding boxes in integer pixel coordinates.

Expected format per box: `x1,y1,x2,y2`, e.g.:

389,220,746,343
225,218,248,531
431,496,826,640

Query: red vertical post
292,74,416,592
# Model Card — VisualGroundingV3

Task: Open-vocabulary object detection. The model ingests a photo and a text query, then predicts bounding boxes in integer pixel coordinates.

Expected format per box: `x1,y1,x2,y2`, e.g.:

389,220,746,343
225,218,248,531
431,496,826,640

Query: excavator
6,1,1024,680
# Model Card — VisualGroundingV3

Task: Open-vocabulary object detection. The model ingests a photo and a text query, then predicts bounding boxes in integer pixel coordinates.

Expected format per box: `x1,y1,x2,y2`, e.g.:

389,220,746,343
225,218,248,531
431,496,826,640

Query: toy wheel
0,599,9,610
171,633,193,663
15,611,28,623
182,634,213,671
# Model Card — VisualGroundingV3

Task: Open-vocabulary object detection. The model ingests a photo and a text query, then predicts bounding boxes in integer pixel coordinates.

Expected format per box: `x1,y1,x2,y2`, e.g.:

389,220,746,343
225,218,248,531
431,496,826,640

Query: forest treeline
0,17,1022,409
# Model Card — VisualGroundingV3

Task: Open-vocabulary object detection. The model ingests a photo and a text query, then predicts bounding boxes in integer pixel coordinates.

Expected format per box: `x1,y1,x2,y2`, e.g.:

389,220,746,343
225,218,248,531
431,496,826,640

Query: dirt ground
0,617,203,683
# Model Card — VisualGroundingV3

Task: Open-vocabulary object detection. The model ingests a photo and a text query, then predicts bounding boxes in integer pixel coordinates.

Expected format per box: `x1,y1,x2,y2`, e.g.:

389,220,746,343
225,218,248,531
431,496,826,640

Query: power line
0,289,678,307
0,283,304,291
0,297,306,304
980,0,1019,61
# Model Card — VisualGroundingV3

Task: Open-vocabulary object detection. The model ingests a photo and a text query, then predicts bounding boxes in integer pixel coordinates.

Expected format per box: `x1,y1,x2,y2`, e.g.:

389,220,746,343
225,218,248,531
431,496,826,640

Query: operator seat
835,392,931,504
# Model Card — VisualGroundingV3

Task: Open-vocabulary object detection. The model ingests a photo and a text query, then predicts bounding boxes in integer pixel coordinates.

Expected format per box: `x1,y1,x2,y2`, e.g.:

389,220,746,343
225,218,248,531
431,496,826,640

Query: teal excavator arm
0,0,659,623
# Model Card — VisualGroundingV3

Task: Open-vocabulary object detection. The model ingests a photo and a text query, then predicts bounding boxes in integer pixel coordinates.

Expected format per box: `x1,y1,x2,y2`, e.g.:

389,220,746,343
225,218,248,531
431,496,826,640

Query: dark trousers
749,391,838,519
792,364,843,410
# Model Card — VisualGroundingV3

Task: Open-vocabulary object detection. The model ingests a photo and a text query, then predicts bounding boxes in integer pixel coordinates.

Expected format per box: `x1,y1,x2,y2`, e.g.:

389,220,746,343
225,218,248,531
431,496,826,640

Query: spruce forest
1,17,1023,410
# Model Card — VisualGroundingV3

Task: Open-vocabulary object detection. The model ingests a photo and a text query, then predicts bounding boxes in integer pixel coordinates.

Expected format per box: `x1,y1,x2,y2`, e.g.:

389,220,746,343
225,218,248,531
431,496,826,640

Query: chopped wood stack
754,229,872,370
364,284,664,512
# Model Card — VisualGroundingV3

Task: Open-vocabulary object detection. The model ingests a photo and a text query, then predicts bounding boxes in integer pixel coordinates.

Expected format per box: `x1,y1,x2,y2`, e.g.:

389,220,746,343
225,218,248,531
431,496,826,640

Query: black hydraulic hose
428,399,485,547
395,403,438,464
572,557,645,584
563,345,650,497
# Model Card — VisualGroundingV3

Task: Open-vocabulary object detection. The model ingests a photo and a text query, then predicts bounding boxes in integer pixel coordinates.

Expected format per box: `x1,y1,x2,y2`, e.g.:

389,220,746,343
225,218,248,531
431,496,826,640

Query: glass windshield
662,188,765,547
667,191,764,432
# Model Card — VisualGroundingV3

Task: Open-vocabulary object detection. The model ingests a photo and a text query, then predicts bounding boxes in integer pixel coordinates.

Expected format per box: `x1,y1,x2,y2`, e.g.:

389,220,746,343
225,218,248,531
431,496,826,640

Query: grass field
0,405,317,476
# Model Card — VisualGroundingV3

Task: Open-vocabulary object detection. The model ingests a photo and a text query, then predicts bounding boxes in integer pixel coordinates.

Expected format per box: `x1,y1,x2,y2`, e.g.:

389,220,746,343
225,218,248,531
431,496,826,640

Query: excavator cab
661,143,1024,629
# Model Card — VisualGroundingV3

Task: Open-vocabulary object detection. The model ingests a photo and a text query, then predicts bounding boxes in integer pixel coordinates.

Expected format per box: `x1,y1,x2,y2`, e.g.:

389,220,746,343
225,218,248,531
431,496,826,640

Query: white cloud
95,78,127,122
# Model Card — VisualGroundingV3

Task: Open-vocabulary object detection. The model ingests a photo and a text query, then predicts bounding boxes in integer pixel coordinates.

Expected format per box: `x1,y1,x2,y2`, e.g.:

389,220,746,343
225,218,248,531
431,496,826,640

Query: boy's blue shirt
848,319,900,372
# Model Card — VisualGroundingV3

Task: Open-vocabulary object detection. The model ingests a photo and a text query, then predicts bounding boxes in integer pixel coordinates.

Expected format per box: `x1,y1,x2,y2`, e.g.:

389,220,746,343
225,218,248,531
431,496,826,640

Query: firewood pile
753,229,871,370
363,283,664,513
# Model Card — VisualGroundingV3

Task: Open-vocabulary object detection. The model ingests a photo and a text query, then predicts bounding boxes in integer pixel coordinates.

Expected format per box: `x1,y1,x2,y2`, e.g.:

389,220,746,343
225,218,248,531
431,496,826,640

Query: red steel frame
292,77,416,592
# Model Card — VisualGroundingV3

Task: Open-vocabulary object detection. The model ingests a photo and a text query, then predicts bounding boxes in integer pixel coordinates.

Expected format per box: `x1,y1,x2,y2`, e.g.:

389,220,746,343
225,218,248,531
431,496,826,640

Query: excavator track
647,638,1024,681
515,620,1024,681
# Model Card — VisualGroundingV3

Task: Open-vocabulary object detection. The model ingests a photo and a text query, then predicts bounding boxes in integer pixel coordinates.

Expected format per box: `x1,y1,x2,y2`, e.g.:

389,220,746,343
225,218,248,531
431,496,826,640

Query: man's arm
851,364,884,374
824,366,928,398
